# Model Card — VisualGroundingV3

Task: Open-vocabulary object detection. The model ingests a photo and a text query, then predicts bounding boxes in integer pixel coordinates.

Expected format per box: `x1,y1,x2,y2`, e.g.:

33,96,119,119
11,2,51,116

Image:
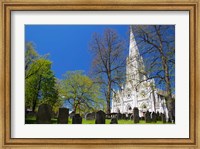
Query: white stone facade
111,26,169,118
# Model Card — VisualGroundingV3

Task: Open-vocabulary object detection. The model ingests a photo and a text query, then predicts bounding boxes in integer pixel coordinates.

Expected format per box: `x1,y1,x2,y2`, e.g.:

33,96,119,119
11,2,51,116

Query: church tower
111,26,168,118
126,26,145,88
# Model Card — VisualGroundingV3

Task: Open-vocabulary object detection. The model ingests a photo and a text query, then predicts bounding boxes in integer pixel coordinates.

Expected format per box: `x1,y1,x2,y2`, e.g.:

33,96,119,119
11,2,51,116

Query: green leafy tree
25,43,59,112
61,71,102,114
25,58,59,112
51,79,65,114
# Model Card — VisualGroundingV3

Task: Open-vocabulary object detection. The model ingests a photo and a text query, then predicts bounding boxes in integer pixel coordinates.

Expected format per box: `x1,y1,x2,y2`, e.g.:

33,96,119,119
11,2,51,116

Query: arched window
140,102,147,109
126,88,132,99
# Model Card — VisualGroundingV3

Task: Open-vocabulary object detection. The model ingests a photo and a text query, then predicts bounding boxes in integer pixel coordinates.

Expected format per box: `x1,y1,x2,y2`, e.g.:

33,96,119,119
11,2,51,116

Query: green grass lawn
82,119,171,124
25,116,172,124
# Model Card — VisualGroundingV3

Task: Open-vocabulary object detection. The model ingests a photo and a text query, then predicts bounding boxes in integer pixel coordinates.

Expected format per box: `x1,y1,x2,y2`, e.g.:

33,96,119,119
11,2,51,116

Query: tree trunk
74,101,77,114
32,76,42,112
74,106,77,114
32,98,37,112
106,80,111,114
151,86,156,112
156,26,174,122
162,56,174,122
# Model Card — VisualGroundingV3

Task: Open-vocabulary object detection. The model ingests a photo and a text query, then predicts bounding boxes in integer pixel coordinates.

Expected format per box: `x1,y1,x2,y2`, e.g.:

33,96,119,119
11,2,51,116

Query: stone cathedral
111,26,169,119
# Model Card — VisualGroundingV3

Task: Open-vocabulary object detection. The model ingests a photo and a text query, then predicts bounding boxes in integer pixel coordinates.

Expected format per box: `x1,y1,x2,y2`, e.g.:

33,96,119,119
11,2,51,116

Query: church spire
126,26,145,83
129,26,139,57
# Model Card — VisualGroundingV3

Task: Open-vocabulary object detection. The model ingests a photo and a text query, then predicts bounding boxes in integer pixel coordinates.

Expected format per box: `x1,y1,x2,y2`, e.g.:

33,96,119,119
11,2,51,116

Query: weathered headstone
95,110,105,124
85,112,95,120
133,107,139,123
158,112,162,121
36,104,52,124
156,111,160,121
72,114,82,124
57,108,69,124
105,114,111,119
128,113,132,119
145,110,151,123
130,114,134,120
111,113,117,119
117,113,122,120
122,114,126,119
161,113,166,123
168,117,172,123
110,117,118,124
152,112,157,123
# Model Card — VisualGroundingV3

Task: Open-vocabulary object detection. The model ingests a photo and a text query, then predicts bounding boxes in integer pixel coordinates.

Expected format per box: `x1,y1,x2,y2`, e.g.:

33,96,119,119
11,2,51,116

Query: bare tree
132,25,175,121
89,29,127,114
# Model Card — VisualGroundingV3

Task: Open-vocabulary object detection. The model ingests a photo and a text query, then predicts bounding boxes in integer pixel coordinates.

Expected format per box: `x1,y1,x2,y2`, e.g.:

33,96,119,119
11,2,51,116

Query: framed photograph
0,0,199,148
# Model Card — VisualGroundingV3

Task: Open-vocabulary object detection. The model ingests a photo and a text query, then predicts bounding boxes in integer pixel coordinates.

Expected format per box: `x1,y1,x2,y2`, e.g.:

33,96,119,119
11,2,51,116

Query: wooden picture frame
0,0,199,148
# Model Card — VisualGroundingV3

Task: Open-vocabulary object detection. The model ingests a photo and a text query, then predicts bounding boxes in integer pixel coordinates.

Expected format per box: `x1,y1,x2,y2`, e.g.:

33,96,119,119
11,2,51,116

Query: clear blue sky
25,25,129,79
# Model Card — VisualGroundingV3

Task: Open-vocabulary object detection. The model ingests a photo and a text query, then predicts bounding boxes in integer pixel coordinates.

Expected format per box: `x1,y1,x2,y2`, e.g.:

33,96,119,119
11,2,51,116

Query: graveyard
25,104,172,124
25,116,169,124
25,26,175,124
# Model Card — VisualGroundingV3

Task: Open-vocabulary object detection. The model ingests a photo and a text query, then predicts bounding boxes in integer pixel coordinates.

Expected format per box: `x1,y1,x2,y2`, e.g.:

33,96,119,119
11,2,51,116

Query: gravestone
128,113,132,119
110,113,117,119
168,117,172,123
161,113,166,123
57,108,69,124
36,104,52,124
158,112,162,121
133,107,139,123
117,113,122,120
85,112,95,120
105,114,111,119
72,114,82,124
140,117,145,120
130,114,134,120
95,110,105,124
145,110,151,123
122,114,126,119
156,111,160,121
110,117,118,124
152,112,157,123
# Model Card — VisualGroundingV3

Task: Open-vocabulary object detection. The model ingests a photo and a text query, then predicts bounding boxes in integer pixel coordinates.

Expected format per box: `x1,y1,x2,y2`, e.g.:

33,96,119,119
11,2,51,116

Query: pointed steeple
129,26,139,57
126,26,146,83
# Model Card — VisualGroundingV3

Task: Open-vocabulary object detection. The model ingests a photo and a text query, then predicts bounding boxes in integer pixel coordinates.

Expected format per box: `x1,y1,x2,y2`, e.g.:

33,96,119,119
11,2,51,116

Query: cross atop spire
129,26,139,57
